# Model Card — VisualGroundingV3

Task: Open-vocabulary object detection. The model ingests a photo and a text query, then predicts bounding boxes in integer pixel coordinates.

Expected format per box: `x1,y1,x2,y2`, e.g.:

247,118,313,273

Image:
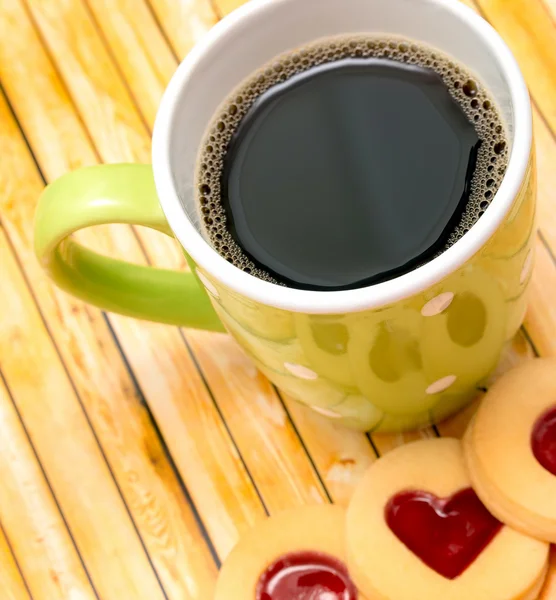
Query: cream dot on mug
426,374,457,394
284,363,319,380
197,270,219,298
310,406,342,418
520,249,533,285
421,292,454,317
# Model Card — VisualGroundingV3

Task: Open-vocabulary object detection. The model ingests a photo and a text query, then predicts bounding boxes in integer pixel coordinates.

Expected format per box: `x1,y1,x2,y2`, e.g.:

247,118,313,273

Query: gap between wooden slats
0,523,31,600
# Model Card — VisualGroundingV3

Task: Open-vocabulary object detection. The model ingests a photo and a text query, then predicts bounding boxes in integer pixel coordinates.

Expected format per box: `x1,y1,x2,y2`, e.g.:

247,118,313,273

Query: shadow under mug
34,0,534,432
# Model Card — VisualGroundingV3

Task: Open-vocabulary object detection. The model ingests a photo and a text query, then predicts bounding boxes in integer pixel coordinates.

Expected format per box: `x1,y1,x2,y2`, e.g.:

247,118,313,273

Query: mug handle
34,163,224,332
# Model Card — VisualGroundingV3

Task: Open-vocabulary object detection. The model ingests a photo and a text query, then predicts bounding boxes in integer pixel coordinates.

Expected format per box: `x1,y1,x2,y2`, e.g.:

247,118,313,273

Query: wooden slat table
0,0,554,597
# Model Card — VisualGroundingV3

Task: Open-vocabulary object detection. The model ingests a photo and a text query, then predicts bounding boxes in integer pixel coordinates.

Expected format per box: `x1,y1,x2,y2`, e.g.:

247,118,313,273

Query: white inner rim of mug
152,0,532,314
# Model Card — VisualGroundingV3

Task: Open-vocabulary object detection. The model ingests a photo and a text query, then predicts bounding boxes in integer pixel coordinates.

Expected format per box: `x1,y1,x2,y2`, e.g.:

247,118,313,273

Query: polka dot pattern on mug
426,374,457,395
311,406,342,418
421,292,454,317
284,363,319,380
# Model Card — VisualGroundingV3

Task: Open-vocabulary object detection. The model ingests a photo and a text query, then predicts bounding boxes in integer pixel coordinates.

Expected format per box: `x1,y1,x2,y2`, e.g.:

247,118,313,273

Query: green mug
34,0,535,432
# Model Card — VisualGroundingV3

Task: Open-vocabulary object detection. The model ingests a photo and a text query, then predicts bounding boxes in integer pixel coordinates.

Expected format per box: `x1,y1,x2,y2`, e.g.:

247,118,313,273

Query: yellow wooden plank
0,533,29,600
0,0,267,563
475,0,556,133
22,0,183,270
533,109,556,253
283,398,376,506
0,372,93,600
0,231,165,599
0,525,31,600
528,110,556,362
106,320,267,557
147,0,217,59
186,331,328,510
524,239,556,357
211,0,245,18
84,0,177,126
543,0,556,22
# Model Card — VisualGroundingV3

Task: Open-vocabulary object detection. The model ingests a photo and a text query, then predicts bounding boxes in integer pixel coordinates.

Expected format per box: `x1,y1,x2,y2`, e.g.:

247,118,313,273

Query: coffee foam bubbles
196,35,509,285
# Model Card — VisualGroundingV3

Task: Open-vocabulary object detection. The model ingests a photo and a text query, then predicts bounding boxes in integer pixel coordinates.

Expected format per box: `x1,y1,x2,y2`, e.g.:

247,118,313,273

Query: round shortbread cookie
215,505,366,599
463,358,556,543
346,438,548,600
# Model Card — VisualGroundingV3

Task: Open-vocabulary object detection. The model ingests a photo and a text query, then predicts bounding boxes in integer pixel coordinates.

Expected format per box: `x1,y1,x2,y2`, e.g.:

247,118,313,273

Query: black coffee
197,36,508,291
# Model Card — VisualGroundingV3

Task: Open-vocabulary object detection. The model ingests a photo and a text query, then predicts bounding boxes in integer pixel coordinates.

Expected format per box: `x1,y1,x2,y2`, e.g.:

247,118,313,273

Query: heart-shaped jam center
531,405,556,476
255,550,358,600
385,487,502,579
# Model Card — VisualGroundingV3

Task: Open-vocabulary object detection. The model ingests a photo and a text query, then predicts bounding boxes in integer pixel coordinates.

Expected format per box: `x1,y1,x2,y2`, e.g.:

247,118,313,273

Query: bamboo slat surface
0,0,555,597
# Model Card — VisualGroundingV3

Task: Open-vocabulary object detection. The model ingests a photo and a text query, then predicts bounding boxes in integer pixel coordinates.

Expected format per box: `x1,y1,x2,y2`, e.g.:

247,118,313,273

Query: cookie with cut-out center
346,438,548,600
464,358,556,543
215,505,367,599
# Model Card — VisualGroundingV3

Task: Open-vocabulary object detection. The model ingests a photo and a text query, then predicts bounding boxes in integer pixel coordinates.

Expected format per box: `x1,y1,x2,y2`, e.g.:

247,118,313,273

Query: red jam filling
255,550,358,600
385,487,502,580
531,405,556,476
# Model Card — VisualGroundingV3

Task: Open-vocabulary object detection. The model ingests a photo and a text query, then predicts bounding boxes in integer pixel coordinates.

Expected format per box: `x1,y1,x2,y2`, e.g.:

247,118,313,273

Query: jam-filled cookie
346,438,548,600
214,505,366,599
464,358,556,543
